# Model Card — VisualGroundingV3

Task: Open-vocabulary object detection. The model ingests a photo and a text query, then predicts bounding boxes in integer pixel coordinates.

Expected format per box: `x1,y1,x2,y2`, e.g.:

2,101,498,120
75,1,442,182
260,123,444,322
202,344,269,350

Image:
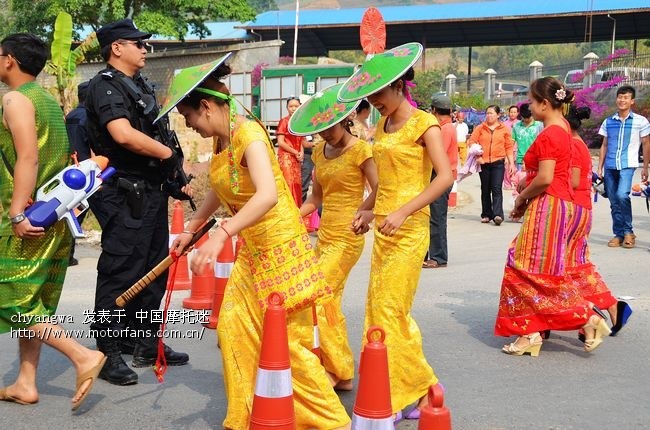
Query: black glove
160,150,180,179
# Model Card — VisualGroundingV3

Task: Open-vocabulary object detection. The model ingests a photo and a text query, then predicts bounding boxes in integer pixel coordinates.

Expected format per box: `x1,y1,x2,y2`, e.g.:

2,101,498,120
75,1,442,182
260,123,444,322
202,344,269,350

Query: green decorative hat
337,42,423,102
288,83,361,136
154,52,233,123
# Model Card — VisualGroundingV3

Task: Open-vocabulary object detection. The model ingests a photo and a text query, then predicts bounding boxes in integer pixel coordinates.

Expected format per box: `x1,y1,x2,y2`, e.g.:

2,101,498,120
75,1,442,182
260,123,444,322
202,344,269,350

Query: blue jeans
603,168,635,237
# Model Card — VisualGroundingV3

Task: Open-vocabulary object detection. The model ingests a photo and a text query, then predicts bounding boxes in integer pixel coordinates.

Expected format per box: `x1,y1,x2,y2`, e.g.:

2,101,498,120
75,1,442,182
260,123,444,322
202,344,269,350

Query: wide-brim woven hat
154,52,233,123
337,42,423,102
288,83,361,136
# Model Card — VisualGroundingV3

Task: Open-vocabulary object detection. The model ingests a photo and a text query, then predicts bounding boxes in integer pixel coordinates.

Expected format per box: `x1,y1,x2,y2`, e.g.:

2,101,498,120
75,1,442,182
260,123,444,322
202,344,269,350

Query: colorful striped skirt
565,204,617,310
495,193,592,336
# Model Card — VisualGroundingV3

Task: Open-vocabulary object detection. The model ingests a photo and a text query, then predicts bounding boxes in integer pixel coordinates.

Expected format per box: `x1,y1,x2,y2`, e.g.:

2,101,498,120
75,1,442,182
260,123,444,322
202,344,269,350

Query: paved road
1,172,649,429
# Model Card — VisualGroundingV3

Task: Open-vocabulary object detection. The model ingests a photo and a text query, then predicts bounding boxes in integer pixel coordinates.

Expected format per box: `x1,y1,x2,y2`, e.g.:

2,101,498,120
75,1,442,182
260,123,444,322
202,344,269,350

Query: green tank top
0,81,70,236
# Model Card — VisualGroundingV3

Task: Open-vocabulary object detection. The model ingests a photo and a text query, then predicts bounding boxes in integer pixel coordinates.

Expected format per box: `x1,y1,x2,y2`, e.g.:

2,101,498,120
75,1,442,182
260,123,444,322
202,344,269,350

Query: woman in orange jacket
467,105,515,225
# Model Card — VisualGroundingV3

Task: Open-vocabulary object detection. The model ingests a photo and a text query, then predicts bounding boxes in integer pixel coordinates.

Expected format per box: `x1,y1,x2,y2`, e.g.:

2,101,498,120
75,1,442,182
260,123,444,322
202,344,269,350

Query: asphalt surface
1,172,649,429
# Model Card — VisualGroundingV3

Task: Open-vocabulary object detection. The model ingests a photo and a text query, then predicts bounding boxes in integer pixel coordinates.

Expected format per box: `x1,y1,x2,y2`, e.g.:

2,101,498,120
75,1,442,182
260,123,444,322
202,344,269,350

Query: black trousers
90,180,169,341
301,149,314,204
426,185,451,264
478,159,505,220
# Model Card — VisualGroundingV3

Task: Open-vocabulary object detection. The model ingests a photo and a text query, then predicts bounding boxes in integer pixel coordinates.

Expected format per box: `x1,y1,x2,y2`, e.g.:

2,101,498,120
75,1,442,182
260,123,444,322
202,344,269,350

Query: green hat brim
288,83,361,136
337,42,423,102
154,52,233,123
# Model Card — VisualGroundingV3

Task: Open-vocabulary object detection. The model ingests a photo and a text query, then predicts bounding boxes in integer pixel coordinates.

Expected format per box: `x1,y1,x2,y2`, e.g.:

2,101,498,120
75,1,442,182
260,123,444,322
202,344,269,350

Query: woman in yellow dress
338,43,453,420
289,83,378,391
166,56,350,430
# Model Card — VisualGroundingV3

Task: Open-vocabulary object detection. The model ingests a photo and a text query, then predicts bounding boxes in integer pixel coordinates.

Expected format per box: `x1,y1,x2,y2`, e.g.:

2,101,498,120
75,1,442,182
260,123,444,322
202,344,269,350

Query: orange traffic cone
182,232,215,310
168,200,191,290
352,326,393,429
204,232,234,329
448,170,458,208
250,292,295,429
311,304,321,361
418,384,452,430
234,234,245,259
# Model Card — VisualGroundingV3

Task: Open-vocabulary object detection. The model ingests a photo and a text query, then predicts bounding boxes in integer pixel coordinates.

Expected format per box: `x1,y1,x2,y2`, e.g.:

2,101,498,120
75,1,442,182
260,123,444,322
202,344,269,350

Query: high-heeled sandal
502,333,542,356
610,301,633,336
583,315,611,352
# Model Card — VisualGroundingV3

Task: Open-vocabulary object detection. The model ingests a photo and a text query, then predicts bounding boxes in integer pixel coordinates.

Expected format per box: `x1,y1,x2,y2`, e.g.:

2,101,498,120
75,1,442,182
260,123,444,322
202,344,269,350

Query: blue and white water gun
25,155,115,238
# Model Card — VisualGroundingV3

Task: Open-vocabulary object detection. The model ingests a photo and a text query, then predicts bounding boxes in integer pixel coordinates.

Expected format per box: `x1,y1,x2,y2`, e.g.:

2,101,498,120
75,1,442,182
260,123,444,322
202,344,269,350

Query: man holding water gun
0,33,106,410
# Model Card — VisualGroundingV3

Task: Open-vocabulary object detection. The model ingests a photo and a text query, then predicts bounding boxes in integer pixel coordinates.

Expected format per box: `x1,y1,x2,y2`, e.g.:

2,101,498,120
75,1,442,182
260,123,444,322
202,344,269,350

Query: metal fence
450,52,650,102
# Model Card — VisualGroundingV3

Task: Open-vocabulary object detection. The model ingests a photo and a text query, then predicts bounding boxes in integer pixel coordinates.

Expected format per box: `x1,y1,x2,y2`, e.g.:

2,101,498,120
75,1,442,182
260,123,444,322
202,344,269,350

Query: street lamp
293,0,300,65
607,14,616,56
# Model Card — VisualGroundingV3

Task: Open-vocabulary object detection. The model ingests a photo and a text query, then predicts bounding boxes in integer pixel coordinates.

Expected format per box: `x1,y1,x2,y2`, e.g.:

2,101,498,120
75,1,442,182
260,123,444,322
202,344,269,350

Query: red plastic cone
448,170,458,208
204,233,234,329
168,201,191,290
418,384,452,430
303,215,314,233
352,326,393,429
250,292,295,429
311,304,321,361
182,232,215,310
234,235,245,259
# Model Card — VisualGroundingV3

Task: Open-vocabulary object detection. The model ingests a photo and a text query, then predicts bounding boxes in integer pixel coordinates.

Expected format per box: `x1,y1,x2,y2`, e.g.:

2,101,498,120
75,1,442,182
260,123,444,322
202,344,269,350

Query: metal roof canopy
238,1,650,58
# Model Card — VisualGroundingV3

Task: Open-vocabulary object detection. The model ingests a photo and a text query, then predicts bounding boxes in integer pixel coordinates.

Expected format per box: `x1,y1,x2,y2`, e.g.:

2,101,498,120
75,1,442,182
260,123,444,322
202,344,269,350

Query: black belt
107,175,164,192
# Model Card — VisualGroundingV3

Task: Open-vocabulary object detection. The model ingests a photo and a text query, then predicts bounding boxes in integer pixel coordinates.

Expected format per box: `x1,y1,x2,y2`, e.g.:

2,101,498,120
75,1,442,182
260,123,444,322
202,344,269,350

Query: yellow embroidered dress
365,109,439,413
312,139,372,382
209,120,349,430
0,82,72,334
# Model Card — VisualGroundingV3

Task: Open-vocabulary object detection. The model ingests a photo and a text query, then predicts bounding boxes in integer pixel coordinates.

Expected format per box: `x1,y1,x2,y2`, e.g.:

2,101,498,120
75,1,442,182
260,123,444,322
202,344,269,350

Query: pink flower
390,47,412,57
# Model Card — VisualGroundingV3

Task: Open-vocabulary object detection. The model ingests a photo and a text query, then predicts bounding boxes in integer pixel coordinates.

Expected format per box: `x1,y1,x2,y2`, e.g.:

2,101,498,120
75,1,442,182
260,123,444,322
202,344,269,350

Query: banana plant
44,11,98,113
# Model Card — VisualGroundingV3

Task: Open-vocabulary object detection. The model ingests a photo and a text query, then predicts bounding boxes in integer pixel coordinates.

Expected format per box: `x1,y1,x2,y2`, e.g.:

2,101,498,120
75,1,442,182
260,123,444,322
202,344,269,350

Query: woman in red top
495,77,609,356
277,96,305,206
565,105,632,336
467,105,514,225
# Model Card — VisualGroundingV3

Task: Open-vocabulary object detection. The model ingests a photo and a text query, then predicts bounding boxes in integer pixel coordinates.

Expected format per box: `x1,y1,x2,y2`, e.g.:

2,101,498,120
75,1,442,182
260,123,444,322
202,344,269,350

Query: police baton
115,218,217,307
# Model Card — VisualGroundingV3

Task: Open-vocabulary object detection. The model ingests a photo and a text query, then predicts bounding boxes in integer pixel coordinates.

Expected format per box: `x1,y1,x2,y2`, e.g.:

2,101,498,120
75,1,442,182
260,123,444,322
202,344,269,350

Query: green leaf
50,11,73,75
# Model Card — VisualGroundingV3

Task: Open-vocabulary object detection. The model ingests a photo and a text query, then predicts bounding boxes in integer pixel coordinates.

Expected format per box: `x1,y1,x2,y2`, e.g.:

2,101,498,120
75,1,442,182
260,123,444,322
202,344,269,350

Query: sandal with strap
422,260,447,269
583,315,611,353
502,333,543,357
622,233,636,249
71,355,106,411
607,236,622,247
0,387,38,405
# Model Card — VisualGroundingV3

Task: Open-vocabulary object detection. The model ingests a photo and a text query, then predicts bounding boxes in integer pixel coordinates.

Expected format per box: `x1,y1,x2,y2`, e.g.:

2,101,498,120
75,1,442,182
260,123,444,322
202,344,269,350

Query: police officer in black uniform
85,19,189,386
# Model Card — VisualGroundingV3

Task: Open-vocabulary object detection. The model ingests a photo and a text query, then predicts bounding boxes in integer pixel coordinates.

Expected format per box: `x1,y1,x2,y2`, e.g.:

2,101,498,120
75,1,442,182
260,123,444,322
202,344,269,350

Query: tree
44,12,98,113
411,69,444,108
248,0,279,14
2,0,257,41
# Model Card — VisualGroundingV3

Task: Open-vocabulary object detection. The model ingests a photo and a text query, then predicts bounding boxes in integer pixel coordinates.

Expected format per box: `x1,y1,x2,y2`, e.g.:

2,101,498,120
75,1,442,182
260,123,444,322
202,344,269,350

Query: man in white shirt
455,111,469,166
597,85,650,249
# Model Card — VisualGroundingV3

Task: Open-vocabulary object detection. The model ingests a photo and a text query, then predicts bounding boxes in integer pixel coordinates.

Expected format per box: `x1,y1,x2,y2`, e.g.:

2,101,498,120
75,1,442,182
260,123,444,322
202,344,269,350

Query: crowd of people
1,21,649,429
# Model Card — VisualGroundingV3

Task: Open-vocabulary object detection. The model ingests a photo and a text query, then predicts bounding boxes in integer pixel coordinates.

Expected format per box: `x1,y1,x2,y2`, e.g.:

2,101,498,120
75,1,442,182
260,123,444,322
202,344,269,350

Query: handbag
245,232,332,314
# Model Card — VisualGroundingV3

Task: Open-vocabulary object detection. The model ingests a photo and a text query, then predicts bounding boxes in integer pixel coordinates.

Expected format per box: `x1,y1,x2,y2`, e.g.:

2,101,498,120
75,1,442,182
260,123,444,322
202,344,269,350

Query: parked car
495,81,528,98
564,69,604,89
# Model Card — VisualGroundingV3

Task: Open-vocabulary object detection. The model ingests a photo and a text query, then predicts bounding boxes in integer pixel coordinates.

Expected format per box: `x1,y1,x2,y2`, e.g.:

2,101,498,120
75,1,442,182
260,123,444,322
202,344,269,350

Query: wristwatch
9,213,26,224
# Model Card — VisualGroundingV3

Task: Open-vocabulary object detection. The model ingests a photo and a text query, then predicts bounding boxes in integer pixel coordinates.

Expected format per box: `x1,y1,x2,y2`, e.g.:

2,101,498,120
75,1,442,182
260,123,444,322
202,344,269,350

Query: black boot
118,337,136,355
132,341,189,368
97,339,138,385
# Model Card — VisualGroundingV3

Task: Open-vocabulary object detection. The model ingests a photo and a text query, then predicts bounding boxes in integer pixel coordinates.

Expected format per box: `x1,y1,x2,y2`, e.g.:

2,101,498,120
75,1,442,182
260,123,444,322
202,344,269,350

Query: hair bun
576,106,591,120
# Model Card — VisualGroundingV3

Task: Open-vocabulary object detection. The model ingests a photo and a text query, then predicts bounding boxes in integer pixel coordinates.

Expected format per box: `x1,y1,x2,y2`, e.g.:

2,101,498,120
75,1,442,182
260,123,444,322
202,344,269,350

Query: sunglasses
118,39,147,50
0,53,21,65
287,96,300,101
